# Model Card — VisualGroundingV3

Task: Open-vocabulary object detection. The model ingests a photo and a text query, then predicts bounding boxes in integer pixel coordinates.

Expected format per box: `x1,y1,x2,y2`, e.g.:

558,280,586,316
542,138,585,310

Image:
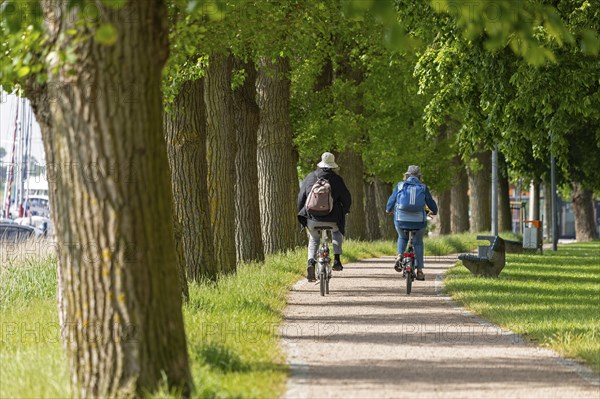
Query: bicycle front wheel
320,271,326,296
406,261,413,295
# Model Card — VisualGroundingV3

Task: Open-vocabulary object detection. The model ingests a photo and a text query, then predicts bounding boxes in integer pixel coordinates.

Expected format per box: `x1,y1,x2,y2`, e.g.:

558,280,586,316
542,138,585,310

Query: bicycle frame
401,229,417,294
317,228,332,296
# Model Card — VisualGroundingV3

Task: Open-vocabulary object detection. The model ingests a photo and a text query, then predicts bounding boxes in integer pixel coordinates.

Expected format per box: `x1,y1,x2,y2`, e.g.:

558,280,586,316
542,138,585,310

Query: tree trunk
205,53,237,274
171,220,190,302
165,78,216,282
571,183,598,241
498,154,512,232
256,57,298,253
436,190,451,235
364,180,381,240
435,124,451,235
34,1,191,396
529,179,541,221
232,58,265,263
467,150,491,233
375,179,396,240
451,156,470,233
337,149,367,240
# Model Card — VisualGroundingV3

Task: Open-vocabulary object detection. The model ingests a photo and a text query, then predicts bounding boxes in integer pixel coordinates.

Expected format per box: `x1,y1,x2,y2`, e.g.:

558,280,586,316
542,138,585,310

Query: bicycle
394,228,418,295
315,226,333,296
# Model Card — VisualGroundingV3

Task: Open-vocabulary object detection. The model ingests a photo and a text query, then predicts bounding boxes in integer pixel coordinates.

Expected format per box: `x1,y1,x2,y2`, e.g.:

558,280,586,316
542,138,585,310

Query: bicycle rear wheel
325,272,330,294
319,265,326,296
406,260,413,295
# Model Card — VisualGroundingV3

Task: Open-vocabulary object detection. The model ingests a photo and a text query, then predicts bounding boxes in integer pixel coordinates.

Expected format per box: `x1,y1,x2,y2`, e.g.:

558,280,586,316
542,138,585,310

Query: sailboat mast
4,99,20,218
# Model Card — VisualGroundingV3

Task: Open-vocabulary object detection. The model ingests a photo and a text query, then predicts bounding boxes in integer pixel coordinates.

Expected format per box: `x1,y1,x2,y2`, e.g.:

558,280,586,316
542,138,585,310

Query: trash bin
523,219,543,254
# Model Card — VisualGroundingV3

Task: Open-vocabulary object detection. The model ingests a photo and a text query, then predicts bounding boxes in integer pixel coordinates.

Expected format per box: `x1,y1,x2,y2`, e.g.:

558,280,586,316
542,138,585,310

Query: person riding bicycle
298,152,352,282
386,165,438,281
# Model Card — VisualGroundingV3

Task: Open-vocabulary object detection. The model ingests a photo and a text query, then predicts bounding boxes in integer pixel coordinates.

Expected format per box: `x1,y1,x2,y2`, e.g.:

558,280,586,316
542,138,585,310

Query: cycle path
281,255,600,399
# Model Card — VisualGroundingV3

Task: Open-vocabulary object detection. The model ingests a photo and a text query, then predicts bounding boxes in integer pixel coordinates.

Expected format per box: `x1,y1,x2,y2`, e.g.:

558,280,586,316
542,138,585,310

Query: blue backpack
396,181,426,221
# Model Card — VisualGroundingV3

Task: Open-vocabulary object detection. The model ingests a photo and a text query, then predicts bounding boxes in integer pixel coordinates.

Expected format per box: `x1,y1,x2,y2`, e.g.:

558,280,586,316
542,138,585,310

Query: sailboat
1,92,53,238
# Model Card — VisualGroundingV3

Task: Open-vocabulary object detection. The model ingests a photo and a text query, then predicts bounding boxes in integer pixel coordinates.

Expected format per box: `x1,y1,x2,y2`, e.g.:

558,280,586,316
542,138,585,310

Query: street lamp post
491,144,498,236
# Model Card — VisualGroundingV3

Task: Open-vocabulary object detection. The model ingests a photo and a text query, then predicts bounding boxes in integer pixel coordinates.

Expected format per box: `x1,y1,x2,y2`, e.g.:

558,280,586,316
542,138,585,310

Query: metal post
551,152,558,251
491,144,498,236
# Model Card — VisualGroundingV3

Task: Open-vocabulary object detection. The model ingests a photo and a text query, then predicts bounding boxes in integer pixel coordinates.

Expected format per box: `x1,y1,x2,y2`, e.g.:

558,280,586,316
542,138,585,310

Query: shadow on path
281,255,600,399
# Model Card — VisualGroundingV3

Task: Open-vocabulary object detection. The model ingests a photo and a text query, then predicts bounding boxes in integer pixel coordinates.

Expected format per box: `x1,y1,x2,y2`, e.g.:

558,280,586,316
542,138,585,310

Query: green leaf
17,66,31,77
102,0,127,10
186,0,201,13
580,29,600,56
94,23,118,46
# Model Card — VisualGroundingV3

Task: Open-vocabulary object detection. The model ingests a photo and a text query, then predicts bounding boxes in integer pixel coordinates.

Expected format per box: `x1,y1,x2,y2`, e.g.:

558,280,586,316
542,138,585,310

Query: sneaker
394,255,403,272
333,259,343,271
307,259,316,282
416,269,425,281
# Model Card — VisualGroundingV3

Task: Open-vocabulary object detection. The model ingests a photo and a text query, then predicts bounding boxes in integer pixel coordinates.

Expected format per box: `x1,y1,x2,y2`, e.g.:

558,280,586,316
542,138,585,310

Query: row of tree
1,0,598,396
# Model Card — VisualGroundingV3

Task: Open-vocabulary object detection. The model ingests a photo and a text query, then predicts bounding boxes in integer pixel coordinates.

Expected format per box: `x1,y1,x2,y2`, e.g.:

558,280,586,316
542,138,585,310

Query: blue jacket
386,176,438,229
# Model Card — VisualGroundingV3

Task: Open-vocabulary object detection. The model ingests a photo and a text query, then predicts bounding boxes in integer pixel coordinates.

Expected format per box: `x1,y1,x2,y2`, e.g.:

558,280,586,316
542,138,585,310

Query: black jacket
297,168,352,235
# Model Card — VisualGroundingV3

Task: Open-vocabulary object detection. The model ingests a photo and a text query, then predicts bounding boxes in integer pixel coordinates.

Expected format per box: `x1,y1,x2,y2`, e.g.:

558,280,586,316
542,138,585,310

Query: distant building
510,183,599,239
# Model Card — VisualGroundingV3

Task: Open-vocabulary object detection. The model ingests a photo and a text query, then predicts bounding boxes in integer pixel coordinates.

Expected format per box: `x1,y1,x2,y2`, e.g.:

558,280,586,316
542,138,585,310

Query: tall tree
205,52,237,273
468,150,492,232
374,179,397,240
22,1,192,396
498,157,513,232
571,183,599,241
451,156,470,233
364,180,381,240
256,57,298,253
232,58,264,263
164,78,216,281
338,149,366,240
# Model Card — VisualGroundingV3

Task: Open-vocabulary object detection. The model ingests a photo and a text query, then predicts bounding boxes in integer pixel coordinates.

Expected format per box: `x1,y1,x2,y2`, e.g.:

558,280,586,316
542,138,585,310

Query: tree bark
256,57,298,253
571,183,598,241
34,1,191,396
436,190,451,235
467,150,492,233
205,53,237,274
337,149,367,240
374,179,396,241
435,124,451,235
364,180,381,240
530,179,541,221
498,154,512,232
232,58,264,263
451,156,470,233
165,78,216,281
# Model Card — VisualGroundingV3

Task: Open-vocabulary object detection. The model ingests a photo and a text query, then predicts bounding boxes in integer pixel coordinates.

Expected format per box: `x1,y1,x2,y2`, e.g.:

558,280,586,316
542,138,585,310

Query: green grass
445,241,600,373
0,240,390,398
0,257,71,398
0,233,482,398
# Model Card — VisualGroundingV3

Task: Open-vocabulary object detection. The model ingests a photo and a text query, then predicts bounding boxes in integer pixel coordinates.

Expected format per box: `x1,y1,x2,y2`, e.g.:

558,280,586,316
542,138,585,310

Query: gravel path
281,255,600,399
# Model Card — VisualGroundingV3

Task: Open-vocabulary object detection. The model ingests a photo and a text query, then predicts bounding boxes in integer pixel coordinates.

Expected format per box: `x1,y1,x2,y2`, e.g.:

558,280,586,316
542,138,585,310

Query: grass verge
1,233,481,398
445,241,600,373
0,240,391,398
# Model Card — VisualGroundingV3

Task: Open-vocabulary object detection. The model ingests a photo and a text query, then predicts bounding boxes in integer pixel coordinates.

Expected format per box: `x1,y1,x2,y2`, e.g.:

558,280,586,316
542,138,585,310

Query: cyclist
298,152,352,282
386,165,438,281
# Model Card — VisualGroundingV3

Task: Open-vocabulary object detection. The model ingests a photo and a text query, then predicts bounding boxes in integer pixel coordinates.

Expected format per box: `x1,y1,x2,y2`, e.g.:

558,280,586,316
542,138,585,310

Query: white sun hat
317,152,339,169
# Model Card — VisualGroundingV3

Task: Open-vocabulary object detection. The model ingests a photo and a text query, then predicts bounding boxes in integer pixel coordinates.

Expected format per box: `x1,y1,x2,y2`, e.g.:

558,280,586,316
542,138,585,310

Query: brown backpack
305,178,333,216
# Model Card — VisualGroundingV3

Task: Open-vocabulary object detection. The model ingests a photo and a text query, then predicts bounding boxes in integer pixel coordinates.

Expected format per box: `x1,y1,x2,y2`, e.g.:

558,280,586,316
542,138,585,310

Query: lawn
0,232,520,397
445,241,600,373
